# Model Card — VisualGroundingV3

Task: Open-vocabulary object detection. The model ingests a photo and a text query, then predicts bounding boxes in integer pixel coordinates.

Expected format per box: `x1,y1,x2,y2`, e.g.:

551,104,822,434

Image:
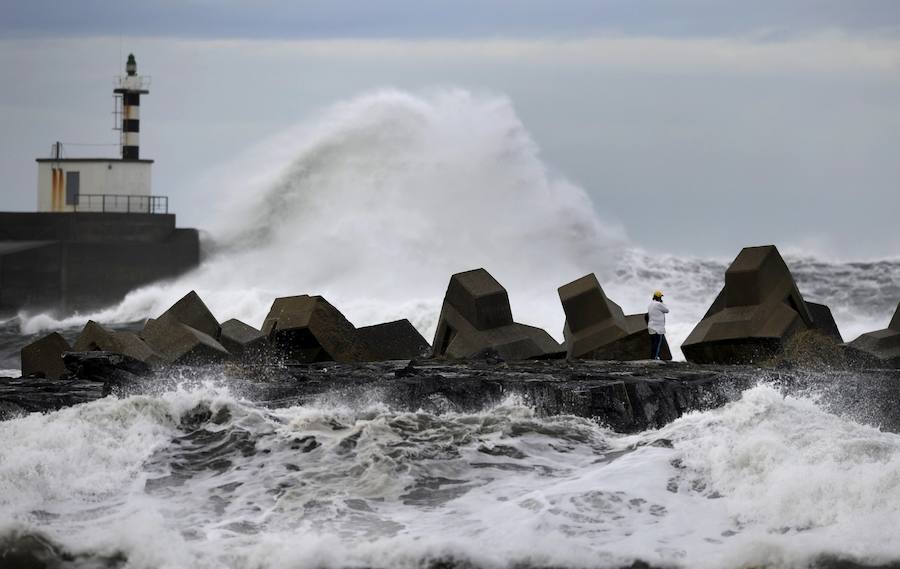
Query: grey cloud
2,0,900,40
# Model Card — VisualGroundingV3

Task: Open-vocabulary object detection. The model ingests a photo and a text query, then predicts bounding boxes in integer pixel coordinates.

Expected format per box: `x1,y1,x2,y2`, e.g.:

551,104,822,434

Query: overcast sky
2,1,899,258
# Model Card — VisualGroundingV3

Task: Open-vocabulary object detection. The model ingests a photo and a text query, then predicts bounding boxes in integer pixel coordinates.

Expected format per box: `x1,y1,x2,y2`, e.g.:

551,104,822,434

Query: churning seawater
3,381,900,569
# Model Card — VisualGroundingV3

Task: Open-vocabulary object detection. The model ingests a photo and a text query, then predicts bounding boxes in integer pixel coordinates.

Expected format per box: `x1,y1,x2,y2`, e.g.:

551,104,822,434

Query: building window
65,171,80,206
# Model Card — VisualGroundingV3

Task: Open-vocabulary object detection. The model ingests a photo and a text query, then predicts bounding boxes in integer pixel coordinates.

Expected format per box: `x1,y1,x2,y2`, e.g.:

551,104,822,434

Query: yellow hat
652,290,664,300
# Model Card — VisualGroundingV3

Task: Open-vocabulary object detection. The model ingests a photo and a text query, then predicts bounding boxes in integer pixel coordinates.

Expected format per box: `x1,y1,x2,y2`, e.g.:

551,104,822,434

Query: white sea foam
13,89,899,358
2,380,900,568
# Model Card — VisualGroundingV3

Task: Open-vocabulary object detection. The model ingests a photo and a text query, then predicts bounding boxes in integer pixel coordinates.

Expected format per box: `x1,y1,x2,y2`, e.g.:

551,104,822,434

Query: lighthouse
115,53,149,160
34,54,160,213
2,53,199,314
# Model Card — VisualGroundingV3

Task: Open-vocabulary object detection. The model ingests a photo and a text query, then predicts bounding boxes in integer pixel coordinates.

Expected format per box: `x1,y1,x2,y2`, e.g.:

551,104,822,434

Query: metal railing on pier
73,194,168,214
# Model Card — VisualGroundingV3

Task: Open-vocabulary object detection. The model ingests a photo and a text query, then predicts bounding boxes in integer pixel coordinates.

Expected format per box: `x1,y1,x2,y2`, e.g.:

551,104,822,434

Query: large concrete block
141,315,231,365
157,291,220,338
73,320,161,366
444,269,514,331
357,319,431,361
261,295,370,363
847,302,900,368
682,245,838,364
558,274,671,361
432,268,561,360
219,318,269,361
21,332,71,379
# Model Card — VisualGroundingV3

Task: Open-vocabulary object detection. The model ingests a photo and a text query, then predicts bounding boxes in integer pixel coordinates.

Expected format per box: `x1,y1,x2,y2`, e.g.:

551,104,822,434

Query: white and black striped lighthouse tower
114,54,150,160
35,52,156,213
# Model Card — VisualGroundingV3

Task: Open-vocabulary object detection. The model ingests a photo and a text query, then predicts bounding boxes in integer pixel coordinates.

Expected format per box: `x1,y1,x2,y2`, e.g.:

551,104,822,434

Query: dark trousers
650,333,664,359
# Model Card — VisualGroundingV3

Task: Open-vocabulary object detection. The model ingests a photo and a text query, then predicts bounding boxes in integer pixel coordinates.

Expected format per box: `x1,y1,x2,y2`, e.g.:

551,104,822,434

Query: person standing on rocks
647,290,669,360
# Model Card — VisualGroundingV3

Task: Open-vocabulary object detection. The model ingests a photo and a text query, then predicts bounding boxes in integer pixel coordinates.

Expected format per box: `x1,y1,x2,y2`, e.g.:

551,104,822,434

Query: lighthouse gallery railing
73,194,168,214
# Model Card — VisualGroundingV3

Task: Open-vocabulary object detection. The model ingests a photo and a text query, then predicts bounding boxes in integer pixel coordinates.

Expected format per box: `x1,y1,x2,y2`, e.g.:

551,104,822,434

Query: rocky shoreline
5,352,900,434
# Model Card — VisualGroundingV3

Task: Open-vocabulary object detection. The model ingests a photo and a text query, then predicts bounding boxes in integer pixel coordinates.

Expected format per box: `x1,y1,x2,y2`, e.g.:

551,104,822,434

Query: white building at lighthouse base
35,158,160,213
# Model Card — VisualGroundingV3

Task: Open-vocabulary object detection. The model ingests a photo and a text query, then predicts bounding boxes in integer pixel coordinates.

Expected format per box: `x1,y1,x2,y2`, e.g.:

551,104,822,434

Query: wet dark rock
558,273,671,361
811,556,900,569
393,360,422,378
63,350,151,375
20,332,71,380
0,376,105,419
0,400,27,419
62,351,151,392
0,529,128,569
432,268,562,360
470,347,504,364
6,355,900,436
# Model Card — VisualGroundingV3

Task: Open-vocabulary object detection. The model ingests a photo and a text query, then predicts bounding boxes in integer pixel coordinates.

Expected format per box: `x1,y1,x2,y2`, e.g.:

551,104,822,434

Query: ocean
2,89,899,568
3,379,900,568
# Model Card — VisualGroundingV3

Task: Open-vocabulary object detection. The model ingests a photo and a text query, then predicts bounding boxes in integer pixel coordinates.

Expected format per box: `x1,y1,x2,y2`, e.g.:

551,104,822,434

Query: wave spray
20,89,628,341
17,89,898,354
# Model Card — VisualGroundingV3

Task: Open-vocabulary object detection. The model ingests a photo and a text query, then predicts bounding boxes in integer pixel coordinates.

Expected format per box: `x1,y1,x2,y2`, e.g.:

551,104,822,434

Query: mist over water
19,90,624,338
14,89,900,356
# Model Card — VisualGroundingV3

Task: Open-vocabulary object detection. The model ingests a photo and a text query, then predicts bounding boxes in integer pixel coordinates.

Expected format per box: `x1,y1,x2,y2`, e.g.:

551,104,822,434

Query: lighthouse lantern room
35,54,164,214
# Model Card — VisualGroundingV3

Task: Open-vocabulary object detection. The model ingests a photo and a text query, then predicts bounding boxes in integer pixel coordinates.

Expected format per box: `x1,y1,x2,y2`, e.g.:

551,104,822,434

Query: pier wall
0,212,199,315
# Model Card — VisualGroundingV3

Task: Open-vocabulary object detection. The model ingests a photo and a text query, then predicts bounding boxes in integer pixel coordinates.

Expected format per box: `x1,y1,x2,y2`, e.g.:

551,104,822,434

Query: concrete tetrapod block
805,302,843,342
261,295,370,363
357,319,431,361
846,302,900,368
157,291,221,339
140,315,231,365
558,273,671,361
432,268,561,360
219,318,269,361
21,332,71,379
682,245,838,364
73,320,162,366
444,269,514,331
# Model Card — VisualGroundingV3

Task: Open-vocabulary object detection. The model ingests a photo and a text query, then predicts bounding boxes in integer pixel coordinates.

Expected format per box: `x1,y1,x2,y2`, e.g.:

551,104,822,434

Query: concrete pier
0,212,199,314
